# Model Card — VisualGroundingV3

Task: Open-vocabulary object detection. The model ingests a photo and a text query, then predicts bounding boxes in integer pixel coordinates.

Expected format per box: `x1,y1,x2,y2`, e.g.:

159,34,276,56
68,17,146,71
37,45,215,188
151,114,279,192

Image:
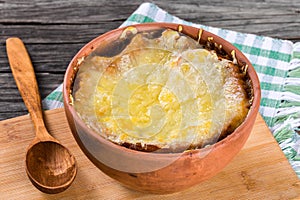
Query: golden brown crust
73,29,253,153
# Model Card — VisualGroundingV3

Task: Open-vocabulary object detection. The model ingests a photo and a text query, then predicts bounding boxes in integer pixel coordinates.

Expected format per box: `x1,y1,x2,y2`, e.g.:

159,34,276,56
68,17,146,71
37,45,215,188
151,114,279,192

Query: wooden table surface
0,0,299,120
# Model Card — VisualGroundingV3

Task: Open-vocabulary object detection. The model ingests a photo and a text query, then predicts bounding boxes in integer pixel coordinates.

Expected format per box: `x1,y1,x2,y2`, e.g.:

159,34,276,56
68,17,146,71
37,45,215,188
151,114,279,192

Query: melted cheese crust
73,29,250,152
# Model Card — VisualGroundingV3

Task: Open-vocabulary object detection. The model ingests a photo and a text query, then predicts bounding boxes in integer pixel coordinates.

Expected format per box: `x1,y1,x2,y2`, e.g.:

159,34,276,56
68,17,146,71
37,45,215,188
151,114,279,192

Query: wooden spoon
6,37,77,194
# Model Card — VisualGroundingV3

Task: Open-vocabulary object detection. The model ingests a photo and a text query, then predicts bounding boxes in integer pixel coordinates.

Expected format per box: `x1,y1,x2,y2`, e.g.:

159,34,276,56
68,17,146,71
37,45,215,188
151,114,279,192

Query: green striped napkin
43,2,300,177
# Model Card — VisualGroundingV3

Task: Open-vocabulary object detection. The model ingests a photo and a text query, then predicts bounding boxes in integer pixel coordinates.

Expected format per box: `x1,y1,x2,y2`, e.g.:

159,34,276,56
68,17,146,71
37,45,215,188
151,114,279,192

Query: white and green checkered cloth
43,2,300,177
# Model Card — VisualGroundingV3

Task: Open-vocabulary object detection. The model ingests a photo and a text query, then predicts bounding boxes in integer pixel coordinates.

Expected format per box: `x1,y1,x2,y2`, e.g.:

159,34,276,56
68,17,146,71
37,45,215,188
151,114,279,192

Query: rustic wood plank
1,0,299,40
0,73,63,120
0,43,82,72
0,0,299,120
0,24,120,44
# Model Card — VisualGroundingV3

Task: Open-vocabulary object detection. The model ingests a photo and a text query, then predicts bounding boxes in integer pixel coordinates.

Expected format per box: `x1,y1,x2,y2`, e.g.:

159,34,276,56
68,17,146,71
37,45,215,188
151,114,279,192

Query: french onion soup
72,28,253,153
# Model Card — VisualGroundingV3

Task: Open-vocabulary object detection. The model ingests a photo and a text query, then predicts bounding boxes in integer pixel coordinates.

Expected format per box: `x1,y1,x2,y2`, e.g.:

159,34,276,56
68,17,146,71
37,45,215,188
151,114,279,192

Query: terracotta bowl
63,23,261,194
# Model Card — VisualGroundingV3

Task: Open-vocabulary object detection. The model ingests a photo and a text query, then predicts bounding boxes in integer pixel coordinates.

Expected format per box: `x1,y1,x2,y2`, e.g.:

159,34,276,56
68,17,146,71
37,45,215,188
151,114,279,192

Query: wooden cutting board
0,108,300,199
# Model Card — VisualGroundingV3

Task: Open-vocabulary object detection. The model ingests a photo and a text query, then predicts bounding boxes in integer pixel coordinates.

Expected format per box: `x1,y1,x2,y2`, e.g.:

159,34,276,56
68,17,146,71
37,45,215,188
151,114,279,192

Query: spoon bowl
26,141,76,194
6,37,77,194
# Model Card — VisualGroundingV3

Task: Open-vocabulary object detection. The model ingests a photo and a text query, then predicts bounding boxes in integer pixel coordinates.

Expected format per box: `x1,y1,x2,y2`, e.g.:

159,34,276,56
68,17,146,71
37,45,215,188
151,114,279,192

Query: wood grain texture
0,108,299,199
0,0,299,120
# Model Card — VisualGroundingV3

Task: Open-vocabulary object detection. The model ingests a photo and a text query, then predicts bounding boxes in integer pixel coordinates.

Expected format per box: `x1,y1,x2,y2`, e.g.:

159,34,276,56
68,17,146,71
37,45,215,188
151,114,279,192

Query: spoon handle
6,37,50,140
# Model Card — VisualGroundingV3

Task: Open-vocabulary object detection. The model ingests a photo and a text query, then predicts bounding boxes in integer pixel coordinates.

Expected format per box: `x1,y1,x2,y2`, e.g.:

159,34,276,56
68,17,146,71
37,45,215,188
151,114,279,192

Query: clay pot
63,23,261,194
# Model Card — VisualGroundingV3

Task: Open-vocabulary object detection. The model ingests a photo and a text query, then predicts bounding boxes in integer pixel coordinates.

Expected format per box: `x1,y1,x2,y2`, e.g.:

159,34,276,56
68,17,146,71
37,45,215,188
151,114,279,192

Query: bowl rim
63,22,261,158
